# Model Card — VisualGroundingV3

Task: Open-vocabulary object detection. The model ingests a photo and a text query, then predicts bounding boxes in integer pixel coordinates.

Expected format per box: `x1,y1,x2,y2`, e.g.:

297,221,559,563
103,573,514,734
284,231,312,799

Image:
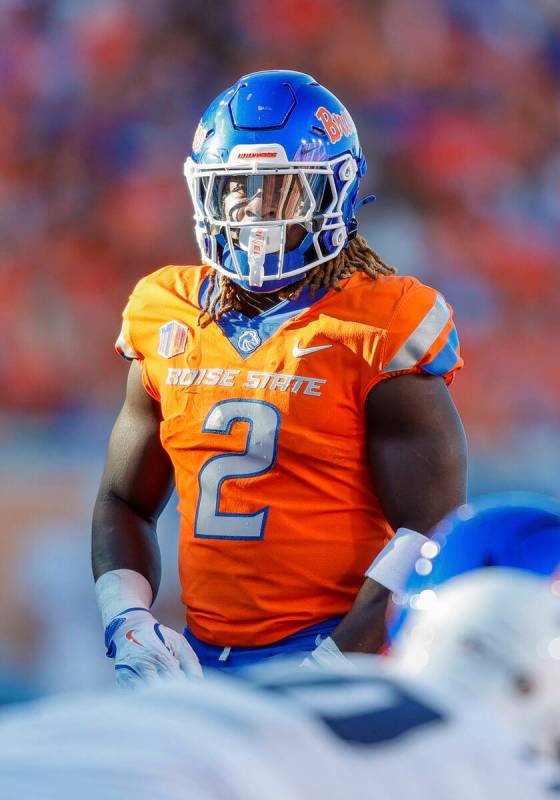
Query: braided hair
198,234,396,327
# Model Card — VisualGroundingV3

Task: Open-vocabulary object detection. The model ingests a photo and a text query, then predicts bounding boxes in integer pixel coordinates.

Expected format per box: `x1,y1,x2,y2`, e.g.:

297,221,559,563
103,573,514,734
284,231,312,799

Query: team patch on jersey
158,321,188,359
237,329,261,353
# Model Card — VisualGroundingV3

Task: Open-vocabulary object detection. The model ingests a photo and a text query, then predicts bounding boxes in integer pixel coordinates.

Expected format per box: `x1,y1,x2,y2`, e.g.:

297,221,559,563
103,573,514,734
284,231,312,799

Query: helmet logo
192,122,207,154
315,106,354,145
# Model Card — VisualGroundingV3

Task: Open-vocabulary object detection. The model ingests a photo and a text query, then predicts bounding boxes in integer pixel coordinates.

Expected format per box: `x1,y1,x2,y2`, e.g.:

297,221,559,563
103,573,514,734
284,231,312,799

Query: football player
92,70,467,681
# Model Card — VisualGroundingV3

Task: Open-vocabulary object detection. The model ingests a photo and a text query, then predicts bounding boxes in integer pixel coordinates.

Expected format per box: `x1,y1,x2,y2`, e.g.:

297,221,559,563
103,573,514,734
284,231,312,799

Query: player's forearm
91,490,162,598
329,578,390,654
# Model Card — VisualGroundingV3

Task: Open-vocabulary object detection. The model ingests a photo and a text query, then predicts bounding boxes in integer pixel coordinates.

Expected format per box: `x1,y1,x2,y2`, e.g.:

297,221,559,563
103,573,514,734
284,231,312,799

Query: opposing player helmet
391,568,560,757
389,492,560,640
184,70,368,292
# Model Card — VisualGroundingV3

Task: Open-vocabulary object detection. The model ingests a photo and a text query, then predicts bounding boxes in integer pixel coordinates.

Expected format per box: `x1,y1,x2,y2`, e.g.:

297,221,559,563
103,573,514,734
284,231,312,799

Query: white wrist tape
95,568,153,629
365,527,430,595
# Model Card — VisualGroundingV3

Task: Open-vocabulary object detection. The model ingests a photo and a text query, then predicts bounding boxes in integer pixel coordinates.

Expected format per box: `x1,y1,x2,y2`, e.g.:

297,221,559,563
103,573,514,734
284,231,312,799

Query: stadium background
1,0,559,695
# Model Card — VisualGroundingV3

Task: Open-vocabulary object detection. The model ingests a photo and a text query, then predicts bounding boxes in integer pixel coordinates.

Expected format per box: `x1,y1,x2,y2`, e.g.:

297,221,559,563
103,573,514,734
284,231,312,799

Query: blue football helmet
184,70,368,292
389,492,560,640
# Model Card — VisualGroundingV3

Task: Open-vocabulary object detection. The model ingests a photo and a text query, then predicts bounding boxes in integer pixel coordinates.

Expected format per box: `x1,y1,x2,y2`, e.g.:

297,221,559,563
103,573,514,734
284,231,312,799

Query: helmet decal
314,106,355,144
192,122,207,155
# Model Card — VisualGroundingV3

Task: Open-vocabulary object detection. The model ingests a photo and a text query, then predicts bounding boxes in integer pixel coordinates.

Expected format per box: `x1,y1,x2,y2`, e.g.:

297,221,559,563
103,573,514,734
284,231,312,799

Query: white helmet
391,568,560,757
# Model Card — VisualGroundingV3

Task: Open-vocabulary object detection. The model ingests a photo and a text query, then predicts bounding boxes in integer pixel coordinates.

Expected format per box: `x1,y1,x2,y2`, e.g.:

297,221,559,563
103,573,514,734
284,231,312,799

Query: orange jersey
116,266,463,646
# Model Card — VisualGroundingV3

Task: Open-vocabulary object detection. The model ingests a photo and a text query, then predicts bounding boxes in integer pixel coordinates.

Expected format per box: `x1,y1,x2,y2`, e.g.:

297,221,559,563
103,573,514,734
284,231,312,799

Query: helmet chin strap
239,225,284,288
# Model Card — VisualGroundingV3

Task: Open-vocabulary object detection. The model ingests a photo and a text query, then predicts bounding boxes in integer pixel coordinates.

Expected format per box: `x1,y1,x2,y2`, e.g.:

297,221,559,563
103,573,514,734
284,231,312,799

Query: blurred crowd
1,0,560,445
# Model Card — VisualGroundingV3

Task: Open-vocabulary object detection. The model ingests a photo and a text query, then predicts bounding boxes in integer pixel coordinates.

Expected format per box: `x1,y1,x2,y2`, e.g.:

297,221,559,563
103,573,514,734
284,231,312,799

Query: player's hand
300,636,354,670
104,608,203,686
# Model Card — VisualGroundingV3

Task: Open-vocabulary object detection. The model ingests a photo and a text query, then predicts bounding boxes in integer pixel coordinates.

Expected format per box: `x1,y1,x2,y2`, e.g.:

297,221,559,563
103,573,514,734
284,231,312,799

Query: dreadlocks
198,234,397,327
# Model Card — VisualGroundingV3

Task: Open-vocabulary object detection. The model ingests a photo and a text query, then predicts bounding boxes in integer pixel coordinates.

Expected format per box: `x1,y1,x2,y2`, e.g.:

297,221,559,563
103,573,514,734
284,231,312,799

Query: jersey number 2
194,399,280,540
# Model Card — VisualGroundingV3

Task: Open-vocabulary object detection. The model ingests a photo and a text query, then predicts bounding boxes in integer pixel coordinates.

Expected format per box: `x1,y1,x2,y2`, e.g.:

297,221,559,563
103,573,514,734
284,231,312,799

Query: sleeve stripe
421,325,460,376
383,294,451,373
115,331,139,361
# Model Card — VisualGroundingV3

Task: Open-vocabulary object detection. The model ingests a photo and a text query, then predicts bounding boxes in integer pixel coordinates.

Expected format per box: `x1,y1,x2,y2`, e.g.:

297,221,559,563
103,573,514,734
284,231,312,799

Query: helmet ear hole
337,159,357,183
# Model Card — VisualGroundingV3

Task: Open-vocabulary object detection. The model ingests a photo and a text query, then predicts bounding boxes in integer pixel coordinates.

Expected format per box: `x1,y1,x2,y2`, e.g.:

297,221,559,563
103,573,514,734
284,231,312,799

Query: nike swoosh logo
292,340,332,358
126,630,144,647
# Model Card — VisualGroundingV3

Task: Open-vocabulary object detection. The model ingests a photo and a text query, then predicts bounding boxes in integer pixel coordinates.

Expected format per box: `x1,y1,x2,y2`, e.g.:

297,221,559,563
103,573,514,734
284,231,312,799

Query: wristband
365,527,430,595
95,569,153,629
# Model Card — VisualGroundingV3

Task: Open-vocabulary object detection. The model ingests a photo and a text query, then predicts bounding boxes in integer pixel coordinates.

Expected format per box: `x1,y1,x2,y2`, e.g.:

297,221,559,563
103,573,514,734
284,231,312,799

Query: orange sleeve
361,284,463,403
114,274,162,401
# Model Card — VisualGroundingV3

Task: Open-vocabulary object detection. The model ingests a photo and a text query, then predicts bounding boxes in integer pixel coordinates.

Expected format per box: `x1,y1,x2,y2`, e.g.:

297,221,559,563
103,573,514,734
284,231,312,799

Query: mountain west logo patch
158,321,188,359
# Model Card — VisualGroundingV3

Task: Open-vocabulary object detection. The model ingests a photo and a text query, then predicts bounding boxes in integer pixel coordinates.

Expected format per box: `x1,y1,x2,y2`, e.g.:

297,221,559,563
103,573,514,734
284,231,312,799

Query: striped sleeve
114,273,155,361
115,318,140,361
419,323,461,377
113,273,161,401
363,284,463,398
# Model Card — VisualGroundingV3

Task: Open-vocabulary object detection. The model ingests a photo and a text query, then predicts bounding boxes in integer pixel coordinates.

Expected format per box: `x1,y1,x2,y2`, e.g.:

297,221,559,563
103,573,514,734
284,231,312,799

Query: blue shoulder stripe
421,325,460,376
